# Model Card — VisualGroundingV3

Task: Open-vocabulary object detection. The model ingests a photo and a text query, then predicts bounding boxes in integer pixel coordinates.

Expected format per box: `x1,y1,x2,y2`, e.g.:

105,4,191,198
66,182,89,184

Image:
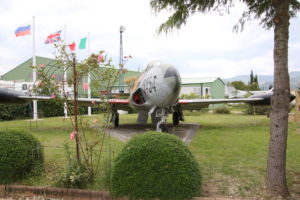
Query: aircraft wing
0,88,132,111
178,97,265,110
0,88,29,104
77,98,131,111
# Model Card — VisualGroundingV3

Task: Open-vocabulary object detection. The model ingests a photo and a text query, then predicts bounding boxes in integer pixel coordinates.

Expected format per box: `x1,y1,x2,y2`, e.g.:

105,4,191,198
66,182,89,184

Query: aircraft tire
114,113,119,127
172,112,179,126
159,124,168,133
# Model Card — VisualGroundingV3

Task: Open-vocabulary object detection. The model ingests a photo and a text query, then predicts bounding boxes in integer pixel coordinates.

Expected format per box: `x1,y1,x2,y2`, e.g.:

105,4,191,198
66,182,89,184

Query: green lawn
0,113,299,198
0,116,126,188
186,114,300,198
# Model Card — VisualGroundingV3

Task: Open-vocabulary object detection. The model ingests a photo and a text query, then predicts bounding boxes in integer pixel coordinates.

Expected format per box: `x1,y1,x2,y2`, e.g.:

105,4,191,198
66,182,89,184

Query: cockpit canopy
145,60,163,72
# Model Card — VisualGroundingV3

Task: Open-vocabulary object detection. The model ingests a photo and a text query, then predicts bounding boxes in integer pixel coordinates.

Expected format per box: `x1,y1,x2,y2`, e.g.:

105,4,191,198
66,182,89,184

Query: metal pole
32,16,38,120
88,32,92,116
119,26,125,93
63,25,68,118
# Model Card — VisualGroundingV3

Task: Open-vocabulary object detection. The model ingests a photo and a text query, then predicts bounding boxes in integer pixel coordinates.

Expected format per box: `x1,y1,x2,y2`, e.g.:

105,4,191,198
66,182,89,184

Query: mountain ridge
224,71,300,90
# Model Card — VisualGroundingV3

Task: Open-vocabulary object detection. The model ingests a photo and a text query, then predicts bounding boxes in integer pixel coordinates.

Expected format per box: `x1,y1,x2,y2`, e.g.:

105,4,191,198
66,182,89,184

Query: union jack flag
45,30,62,44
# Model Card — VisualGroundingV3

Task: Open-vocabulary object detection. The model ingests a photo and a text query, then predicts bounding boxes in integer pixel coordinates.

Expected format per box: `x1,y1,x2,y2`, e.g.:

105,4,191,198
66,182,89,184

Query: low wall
0,185,237,200
0,185,127,200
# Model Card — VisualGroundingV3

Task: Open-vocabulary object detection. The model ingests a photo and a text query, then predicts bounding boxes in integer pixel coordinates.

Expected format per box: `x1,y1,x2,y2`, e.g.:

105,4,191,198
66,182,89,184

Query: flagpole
63,25,68,118
63,25,67,41
87,32,92,116
32,16,38,120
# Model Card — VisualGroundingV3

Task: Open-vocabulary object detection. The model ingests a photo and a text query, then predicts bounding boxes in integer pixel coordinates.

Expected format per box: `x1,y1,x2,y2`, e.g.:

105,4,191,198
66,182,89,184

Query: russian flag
15,25,31,37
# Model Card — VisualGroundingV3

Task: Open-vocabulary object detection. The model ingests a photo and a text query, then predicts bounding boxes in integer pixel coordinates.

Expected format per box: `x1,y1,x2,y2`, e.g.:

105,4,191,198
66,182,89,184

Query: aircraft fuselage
129,60,181,109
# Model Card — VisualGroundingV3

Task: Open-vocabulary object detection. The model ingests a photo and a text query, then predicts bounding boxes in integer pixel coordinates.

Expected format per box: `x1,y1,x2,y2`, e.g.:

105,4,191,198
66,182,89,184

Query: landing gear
172,112,179,126
159,124,168,133
111,110,119,127
173,104,184,126
114,113,119,127
156,108,168,132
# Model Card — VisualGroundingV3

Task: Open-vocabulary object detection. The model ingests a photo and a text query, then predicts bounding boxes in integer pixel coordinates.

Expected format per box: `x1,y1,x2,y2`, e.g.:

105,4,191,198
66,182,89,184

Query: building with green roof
1,56,55,82
0,56,140,97
181,77,225,108
181,77,225,98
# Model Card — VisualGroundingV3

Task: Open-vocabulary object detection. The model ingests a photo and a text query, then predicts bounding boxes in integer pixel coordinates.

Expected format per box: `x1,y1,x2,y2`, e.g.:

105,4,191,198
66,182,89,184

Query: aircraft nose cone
164,66,181,95
164,66,179,79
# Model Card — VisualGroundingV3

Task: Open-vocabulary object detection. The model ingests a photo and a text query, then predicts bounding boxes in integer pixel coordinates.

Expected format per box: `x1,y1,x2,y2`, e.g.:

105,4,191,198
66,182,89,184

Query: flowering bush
57,161,92,189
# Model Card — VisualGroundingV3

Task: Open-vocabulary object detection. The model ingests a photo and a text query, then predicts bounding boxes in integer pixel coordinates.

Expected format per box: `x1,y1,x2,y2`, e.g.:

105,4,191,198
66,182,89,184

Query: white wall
181,86,211,96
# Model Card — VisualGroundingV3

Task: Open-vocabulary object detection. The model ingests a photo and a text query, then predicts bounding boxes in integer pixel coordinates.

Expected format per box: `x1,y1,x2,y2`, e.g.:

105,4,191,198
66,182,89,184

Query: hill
224,71,300,90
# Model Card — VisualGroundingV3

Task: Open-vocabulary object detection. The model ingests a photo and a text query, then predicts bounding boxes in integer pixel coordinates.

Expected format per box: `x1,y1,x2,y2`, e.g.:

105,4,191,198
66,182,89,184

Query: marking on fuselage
142,75,157,94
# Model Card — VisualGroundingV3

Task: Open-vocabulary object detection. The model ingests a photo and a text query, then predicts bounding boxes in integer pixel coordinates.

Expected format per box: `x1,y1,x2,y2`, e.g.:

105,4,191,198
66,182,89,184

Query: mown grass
0,113,299,198
0,116,126,188
186,113,300,198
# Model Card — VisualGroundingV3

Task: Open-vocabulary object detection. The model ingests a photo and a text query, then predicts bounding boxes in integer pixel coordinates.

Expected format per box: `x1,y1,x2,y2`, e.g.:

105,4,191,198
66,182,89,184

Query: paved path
107,123,199,144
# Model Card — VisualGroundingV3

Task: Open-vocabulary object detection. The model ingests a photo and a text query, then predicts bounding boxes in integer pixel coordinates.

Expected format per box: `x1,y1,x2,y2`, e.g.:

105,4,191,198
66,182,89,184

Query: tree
32,42,124,187
249,70,260,90
248,82,260,91
250,70,254,84
150,0,300,197
231,80,248,91
253,74,258,85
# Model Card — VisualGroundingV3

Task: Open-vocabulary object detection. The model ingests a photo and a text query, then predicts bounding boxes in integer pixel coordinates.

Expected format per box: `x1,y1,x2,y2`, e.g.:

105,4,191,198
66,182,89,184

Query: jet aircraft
0,60,296,132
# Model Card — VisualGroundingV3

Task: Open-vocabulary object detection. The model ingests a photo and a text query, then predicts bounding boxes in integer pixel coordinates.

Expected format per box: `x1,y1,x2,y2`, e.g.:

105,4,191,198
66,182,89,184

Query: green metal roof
1,56,55,82
0,56,140,97
181,77,222,84
1,56,140,86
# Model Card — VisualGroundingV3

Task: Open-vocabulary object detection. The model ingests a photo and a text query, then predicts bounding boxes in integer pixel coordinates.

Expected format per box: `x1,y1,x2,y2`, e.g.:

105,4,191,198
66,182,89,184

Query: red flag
45,30,61,44
69,42,76,51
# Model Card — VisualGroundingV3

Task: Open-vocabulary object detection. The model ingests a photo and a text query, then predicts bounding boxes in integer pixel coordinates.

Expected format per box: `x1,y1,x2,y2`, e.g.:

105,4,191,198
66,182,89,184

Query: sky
0,0,299,79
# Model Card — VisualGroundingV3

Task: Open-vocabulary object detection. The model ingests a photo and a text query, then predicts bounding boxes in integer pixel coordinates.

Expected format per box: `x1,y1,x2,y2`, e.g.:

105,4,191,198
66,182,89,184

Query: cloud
184,50,273,78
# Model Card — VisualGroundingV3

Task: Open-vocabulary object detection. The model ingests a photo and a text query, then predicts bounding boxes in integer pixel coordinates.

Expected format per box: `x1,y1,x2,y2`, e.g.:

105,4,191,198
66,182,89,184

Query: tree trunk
266,0,290,197
72,55,80,163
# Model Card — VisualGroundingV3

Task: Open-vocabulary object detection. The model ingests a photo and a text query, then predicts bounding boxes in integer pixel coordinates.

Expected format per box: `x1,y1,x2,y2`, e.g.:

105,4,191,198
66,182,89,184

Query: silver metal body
129,60,181,109
128,60,181,131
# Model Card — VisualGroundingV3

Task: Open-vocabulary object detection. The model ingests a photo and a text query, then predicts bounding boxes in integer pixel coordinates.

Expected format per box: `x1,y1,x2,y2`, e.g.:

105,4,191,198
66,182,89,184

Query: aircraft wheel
159,124,168,133
172,112,179,126
114,113,119,127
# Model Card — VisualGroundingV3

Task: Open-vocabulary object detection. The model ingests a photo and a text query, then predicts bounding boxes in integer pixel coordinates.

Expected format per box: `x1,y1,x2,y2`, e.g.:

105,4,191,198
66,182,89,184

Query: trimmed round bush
111,131,202,200
0,129,44,183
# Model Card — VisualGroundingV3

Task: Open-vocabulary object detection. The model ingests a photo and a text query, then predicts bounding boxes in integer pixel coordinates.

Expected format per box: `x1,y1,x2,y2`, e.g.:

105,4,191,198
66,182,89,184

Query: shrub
111,131,202,200
180,93,201,99
57,161,92,189
56,144,93,189
0,129,44,184
38,100,64,117
101,157,113,191
0,101,65,120
183,108,209,116
213,107,230,114
244,105,271,115
0,104,30,120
